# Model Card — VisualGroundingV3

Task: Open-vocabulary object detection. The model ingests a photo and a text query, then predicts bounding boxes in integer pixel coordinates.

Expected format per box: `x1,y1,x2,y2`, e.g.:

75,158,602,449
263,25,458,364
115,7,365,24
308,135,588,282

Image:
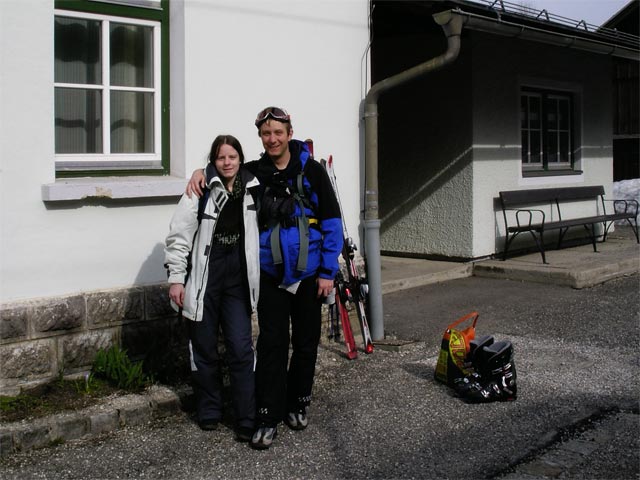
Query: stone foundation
0,284,182,396
1,275,360,396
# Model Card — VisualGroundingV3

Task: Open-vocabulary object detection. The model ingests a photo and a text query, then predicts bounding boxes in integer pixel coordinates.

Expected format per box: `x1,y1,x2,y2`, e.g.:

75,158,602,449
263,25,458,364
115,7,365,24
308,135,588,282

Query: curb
382,263,473,294
0,385,193,458
473,257,639,289
473,239,640,289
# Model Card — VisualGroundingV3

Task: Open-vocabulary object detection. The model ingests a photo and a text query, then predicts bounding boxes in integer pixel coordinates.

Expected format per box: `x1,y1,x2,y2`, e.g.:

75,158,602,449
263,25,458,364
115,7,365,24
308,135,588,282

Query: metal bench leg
557,227,568,250
528,230,547,264
602,220,612,242
583,224,598,252
627,218,640,243
503,232,518,261
603,219,639,243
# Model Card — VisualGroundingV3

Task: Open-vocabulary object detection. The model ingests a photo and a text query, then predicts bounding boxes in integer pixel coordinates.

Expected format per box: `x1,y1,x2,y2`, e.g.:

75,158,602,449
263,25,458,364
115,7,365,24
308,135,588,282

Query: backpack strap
197,188,211,224
293,172,310,272
270,223,282,267
267,171,312,272
184,188,211,285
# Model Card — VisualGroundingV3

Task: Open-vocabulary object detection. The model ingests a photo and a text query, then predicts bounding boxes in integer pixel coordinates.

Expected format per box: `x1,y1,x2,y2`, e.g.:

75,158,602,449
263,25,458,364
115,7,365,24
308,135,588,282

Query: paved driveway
2,274,638,479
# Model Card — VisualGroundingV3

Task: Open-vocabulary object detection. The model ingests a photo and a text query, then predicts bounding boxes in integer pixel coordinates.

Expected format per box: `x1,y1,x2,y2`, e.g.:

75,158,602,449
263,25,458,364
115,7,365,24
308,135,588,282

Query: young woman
164,135,260,441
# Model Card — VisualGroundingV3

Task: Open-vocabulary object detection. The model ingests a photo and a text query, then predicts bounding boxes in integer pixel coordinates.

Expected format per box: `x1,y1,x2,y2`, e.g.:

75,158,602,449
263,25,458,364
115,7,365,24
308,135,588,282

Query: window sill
522,169,583,178
41,176,187,201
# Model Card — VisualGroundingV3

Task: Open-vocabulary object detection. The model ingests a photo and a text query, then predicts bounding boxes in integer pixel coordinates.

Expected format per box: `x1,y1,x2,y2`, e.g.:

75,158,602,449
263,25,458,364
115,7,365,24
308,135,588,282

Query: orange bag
434,312,478,386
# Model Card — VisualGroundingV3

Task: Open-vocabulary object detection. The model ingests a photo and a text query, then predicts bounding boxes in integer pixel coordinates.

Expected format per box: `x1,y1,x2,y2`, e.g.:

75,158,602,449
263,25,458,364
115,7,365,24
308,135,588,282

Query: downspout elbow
435,9,463,61
365,10,463,220
365,10,463,108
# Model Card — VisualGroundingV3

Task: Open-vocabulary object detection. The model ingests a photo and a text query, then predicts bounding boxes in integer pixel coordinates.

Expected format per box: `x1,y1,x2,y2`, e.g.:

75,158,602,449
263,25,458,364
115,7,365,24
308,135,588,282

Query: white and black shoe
250,426,277,450
285,408,308,430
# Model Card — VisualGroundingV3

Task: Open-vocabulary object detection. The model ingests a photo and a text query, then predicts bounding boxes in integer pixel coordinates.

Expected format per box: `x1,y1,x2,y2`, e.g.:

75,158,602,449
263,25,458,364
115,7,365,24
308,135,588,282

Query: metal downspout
364,10,463,341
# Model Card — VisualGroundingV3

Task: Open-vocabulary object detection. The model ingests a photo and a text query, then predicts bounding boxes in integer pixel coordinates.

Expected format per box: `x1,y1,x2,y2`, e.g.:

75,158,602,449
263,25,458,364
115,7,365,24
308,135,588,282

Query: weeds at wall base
1,345,158,424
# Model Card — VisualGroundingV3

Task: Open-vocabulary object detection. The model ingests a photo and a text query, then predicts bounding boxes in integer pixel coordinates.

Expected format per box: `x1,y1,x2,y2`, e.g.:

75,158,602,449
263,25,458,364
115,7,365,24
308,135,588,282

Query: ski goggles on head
255,107,290,127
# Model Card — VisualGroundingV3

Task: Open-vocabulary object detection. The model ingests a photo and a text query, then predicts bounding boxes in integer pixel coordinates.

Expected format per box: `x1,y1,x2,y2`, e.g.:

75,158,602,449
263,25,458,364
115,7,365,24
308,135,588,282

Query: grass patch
1,345,155,424
92,345,153,391
0,376,121,423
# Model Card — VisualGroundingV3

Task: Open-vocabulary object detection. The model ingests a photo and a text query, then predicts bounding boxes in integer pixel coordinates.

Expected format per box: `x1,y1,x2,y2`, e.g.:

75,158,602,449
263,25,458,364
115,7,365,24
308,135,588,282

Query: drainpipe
364,10,463,341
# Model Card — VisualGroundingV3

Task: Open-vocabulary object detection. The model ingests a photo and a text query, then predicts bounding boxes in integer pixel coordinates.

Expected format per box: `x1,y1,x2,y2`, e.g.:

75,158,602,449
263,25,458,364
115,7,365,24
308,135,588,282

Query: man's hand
317,277,334,299
186,169,206,198
169,283,185,307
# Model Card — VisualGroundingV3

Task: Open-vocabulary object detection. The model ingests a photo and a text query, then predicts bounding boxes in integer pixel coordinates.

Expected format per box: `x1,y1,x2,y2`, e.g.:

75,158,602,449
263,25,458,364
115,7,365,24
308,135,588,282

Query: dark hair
257,118,293,135
208,134,245,164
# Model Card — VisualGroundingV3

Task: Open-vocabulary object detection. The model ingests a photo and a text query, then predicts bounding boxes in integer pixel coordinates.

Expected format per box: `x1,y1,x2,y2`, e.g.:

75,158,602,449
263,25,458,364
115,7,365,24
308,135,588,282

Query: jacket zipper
194,194,223,320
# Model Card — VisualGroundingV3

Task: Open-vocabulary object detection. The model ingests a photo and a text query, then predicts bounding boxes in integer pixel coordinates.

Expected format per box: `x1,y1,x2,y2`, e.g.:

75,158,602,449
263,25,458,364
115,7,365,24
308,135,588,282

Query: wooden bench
499,185,639,263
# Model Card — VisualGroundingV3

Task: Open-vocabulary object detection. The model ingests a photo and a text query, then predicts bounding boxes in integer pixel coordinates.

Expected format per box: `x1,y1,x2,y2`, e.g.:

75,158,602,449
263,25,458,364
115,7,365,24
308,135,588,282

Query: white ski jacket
164,168,260,321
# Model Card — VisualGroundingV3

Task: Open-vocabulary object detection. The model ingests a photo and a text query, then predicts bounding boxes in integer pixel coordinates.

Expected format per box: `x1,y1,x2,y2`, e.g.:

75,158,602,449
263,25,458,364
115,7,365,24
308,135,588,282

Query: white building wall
470,33,615,258
0,0,369,303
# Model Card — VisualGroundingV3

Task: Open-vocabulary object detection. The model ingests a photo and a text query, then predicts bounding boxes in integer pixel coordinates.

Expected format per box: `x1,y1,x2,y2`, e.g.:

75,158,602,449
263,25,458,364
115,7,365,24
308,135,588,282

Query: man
187,107,342,449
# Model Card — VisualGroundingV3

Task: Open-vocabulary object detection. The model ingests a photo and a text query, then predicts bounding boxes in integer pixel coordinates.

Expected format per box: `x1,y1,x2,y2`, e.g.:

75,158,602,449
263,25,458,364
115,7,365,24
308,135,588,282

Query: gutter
364,10,463,341
458,8,639,61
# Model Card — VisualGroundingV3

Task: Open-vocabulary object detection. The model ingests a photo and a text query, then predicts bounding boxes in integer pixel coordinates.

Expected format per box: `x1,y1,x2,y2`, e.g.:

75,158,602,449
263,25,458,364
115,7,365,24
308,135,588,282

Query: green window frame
54,0,169,177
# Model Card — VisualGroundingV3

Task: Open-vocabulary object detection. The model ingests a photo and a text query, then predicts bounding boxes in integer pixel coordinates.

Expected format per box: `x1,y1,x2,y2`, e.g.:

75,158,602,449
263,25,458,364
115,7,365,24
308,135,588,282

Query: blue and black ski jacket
245,139,343,287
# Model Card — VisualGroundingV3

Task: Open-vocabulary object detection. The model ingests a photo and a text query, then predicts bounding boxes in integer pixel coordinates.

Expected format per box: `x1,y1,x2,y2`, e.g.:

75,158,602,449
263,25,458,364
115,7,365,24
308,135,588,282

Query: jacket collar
256,139,308,179
204,163,224,190
240,167,260,189
204,163,259,190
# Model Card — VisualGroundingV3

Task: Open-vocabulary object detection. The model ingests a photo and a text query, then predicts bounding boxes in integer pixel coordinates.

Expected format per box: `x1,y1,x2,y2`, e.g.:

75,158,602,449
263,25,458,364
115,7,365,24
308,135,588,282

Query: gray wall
377,31,475,258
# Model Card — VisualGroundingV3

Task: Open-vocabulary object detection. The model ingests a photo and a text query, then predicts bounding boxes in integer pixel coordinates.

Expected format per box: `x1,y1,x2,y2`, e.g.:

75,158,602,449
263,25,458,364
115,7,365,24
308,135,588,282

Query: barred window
521,88,574,172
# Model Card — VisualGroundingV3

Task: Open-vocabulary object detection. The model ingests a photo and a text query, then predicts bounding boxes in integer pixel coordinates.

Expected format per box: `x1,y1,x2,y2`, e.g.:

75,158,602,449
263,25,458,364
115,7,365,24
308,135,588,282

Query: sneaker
235,426,254,442
250,426,277,450
198,419,219,431
285,409,308,430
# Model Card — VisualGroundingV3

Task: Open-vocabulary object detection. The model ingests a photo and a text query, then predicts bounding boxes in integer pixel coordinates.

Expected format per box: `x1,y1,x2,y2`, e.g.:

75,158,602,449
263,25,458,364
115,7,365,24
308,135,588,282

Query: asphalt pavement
1,227,638,479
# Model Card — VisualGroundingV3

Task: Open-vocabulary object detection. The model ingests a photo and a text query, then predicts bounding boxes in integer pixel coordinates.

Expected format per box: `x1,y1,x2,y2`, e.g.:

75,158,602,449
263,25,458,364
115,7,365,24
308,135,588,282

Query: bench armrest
603,198,639,216
503,208,546,229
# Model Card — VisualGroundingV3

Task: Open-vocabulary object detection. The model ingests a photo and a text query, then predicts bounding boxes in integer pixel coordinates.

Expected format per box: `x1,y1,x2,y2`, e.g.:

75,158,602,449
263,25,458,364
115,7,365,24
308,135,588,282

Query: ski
335,271,358,360
305,139,358,360
322,154,374,354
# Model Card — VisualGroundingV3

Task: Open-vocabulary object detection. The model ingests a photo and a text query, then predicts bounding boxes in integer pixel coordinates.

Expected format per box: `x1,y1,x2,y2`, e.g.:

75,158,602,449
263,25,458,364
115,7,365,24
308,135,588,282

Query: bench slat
506,212,636,233
500,186,605,207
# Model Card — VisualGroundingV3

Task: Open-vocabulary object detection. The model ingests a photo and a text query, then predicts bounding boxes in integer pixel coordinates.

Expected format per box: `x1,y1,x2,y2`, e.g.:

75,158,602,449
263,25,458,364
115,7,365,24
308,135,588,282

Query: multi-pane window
54,2,165,174
521,88,573,172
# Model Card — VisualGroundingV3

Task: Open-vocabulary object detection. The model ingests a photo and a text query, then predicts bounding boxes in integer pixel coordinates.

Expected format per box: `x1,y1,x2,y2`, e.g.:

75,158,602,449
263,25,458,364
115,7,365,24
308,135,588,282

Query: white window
54,10,161,171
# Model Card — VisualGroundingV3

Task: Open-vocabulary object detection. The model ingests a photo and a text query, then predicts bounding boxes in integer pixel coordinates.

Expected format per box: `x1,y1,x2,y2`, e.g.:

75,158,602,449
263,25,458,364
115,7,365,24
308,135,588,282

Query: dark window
521,88,573,172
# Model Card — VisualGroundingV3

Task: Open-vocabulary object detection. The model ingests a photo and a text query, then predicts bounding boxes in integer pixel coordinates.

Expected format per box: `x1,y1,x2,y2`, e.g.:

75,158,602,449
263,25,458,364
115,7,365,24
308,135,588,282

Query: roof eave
448,8,640,61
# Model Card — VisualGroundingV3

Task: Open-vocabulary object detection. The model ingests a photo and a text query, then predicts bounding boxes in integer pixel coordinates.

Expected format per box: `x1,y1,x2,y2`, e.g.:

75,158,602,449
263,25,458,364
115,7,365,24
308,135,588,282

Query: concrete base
473,235,639,289
381,257,473,294
373,339,417,352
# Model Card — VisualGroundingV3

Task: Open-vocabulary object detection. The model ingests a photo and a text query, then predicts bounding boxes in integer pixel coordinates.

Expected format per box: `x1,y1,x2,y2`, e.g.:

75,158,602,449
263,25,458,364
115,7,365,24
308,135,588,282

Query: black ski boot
453,335,494,396
456,340,517,403
467,335,494,369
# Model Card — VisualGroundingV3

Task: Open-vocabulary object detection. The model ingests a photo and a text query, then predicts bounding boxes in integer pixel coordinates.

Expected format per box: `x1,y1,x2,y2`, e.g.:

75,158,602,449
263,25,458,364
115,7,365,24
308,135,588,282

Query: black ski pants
187,244,255,429
255,274,322,427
